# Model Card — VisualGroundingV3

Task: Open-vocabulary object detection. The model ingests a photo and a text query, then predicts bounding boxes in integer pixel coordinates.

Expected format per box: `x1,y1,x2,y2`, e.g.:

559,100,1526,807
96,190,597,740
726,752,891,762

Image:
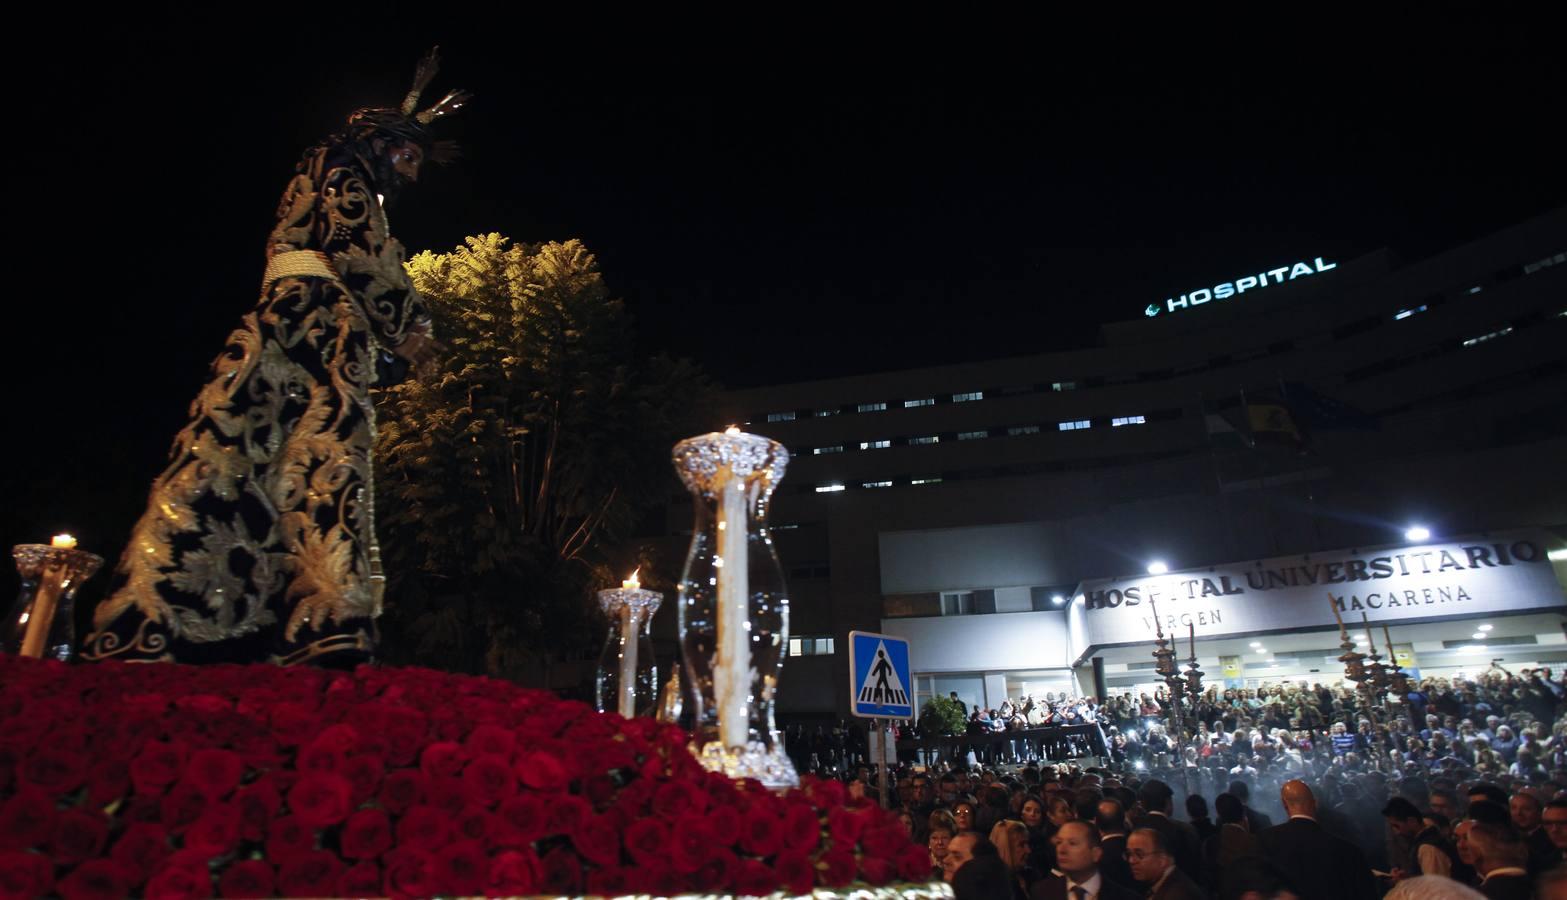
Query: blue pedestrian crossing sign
849,631,913,719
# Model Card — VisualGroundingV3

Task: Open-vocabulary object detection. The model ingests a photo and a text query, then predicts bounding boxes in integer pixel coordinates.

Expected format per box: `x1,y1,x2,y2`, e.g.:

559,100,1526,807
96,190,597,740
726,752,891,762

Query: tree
373,235,712,680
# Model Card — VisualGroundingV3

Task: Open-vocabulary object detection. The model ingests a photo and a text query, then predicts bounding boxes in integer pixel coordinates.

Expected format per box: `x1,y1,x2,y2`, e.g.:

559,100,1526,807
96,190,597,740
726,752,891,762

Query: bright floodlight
1479,624,1493,632
1147,560,1169,575
1249,642,1262,648
1472,632,1487,640
1405,525,1431,542
1051,594,1066,606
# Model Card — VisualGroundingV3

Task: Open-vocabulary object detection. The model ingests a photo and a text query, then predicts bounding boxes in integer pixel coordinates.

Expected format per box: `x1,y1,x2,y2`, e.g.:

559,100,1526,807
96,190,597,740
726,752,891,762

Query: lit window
857,402,887,413
860,440,891,450
814,409,837,417
1111,416,1146,427
788,638,802,657
1392,305,1428,321
941,592,976,615
911,477,943,485
789,635,836,656
813,445,843,455
905,398,935,408
863,480,893,489
1052,382,1077,392
1058,420,1091,431
1007,425,1041,436
910,435,940,445
766,411,796,422
1462,327,1513,348
1523,251,1565,275
953,391,983,403
815,483,845,493
957,430,987,440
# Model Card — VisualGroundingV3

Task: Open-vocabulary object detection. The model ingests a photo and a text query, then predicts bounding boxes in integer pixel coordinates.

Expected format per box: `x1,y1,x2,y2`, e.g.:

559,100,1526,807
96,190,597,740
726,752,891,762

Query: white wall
880,609,1072,672
995,586,1033,613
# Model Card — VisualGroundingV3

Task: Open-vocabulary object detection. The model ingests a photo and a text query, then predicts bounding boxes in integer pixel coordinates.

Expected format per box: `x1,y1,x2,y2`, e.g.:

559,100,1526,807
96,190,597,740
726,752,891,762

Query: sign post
849,631,913,809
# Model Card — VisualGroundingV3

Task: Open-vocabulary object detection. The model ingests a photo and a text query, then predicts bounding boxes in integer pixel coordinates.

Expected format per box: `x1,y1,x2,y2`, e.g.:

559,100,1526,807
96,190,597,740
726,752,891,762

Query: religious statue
82,51,469,666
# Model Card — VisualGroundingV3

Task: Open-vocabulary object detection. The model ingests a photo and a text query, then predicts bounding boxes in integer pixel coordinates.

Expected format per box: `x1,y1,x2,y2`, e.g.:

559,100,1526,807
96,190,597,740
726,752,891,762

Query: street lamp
1147,560,1169,575
1405,525,1431,543
1051,594,1066,606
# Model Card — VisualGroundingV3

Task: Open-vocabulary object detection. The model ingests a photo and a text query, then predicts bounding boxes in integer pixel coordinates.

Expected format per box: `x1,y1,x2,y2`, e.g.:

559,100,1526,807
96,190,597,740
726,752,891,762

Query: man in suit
1095,799,1138,892
1383,796,1455,879
946,831,1014,900
1468,822,1532,900
1127,827,1203,900
1230,780,1274,833
1030,821,1141,900
1205,793,1259,891
1510,790,1562,875
1256,779,1377,900
1137,780,1203,886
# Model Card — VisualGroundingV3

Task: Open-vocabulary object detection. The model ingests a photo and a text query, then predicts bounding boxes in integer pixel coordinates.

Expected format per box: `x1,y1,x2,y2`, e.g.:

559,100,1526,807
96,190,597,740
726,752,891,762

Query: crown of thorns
345,47,471,162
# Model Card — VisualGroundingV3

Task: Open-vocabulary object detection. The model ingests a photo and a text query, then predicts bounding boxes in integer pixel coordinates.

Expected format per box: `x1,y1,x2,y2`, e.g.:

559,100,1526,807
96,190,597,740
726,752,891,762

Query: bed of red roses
0,655,935,899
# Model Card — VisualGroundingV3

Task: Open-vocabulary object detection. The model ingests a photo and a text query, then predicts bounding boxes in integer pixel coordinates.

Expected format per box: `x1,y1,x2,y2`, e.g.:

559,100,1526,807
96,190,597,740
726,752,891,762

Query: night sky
5,20,1563,560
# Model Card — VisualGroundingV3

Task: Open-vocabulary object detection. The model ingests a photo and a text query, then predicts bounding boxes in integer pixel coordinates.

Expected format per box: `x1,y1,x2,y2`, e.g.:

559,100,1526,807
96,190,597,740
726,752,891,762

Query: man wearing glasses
1126,828,1202,900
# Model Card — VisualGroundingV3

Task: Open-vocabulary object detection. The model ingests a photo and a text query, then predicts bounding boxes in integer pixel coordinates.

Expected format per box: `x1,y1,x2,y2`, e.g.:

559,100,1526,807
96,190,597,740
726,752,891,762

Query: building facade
652,208,1567,720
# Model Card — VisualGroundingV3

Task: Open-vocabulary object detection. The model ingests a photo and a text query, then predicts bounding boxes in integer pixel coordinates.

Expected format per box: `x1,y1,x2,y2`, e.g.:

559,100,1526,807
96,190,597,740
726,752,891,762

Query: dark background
5,18,1563,570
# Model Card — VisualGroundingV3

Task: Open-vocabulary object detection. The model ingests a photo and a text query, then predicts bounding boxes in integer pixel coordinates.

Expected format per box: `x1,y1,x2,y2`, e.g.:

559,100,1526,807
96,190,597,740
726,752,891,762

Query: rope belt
261,250,339,290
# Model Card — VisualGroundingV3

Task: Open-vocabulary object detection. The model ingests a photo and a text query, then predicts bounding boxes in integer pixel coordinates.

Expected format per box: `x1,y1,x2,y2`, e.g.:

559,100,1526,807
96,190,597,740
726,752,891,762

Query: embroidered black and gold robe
83,143,428,666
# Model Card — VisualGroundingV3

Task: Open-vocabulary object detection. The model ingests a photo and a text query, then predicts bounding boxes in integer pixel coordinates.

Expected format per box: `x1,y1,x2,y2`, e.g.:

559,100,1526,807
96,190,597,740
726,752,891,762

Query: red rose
898,843,934,883
828,805,869,847
381,711,429,767
275,849,344,898
376,769,425,815
286,772,353,828
515,750,570,791
570,811,622,866
266,703,318,747
57,859,135,900
486,849,541,896
454,805,491,843
463,723,516,758
821,850,857,887
774,851,816,896
338,861,381,897
493,793,549,847
806,775,847,810
295,738,345,776
340,808,393,859
739,802,783,856
671,815,715,873
425,774,468,814
0,850,54,900
143,862,213,900
861,854,897,885
623,817,670,867
48,808,109,864
419,741,465,780
652,779,706,818
460,753,516,807
109,822,172,884
692,846,738,893
215,860,273,899
382,847,433,900
159,782,208,832
0,786,57,852
130,740,187,794
85,758,132,807
734,858,778,896
341,752,385,805
232,781,280,842
395,804,454,851
265,815,315,860
19,745,89,794
538,846,584,895
782,802,823,853
183,804,241,857
429,839,487,895
311,722,360,754
548,793,591,837
862,822,912,859
183,749,244,801
588,866,634,895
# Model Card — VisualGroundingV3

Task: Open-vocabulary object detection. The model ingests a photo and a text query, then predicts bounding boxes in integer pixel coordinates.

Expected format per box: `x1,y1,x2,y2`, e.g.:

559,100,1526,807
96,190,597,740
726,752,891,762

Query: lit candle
1328,595,1345,636
20,546,68,658
618,600,640,718
1382,623,1396,663
1189,622,1196,658
622,568,640,591
715,466,752,750
51,534,77,550
1361,612,1377,656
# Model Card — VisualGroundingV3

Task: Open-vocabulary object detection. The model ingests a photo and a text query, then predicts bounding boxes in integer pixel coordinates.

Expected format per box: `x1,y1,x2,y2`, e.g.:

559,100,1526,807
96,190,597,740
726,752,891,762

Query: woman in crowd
1020,794,1056,875
953,798,979,833
927,809,957,878
989,819,1037,900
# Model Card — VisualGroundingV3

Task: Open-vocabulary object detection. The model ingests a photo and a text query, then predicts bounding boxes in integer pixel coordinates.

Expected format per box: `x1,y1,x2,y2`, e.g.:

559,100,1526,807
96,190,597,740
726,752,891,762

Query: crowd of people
827,665,1567,898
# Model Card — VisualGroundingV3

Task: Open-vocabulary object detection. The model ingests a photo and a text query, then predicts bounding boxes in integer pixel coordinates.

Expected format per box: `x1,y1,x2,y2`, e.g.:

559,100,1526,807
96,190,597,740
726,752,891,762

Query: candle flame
724,425,741,435
622,568,641,589
51,534,77,550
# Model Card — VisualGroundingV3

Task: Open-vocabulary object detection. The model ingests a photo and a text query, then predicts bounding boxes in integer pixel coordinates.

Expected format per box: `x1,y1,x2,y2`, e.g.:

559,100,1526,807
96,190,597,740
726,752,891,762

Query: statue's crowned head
336,47,471,200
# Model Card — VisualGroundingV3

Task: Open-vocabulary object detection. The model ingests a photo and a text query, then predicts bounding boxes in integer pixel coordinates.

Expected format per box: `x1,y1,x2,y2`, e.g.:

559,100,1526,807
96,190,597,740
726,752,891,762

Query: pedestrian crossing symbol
849,631,913,719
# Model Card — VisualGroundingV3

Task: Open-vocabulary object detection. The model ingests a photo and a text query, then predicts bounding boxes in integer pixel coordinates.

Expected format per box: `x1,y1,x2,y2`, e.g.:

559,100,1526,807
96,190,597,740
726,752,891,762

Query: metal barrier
896,723,1108,765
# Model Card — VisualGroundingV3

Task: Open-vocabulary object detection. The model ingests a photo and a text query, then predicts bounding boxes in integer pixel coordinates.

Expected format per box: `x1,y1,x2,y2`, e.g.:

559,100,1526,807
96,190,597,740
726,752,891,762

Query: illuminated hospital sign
1145,257,1337,317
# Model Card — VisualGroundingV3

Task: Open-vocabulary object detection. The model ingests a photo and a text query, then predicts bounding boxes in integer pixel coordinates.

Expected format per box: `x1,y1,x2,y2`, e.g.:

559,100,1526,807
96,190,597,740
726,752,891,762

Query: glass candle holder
671,428,797,787
594,586,661,718
6,544,105,660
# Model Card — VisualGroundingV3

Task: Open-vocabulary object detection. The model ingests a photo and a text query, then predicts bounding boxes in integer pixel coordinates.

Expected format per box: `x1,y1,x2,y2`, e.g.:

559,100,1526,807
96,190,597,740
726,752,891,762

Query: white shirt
1064,872,1104,899
1482,867,1529,883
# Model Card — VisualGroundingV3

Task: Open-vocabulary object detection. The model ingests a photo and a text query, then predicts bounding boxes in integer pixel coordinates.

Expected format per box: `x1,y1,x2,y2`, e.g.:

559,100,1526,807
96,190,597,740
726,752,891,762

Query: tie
1071,887,1088,900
